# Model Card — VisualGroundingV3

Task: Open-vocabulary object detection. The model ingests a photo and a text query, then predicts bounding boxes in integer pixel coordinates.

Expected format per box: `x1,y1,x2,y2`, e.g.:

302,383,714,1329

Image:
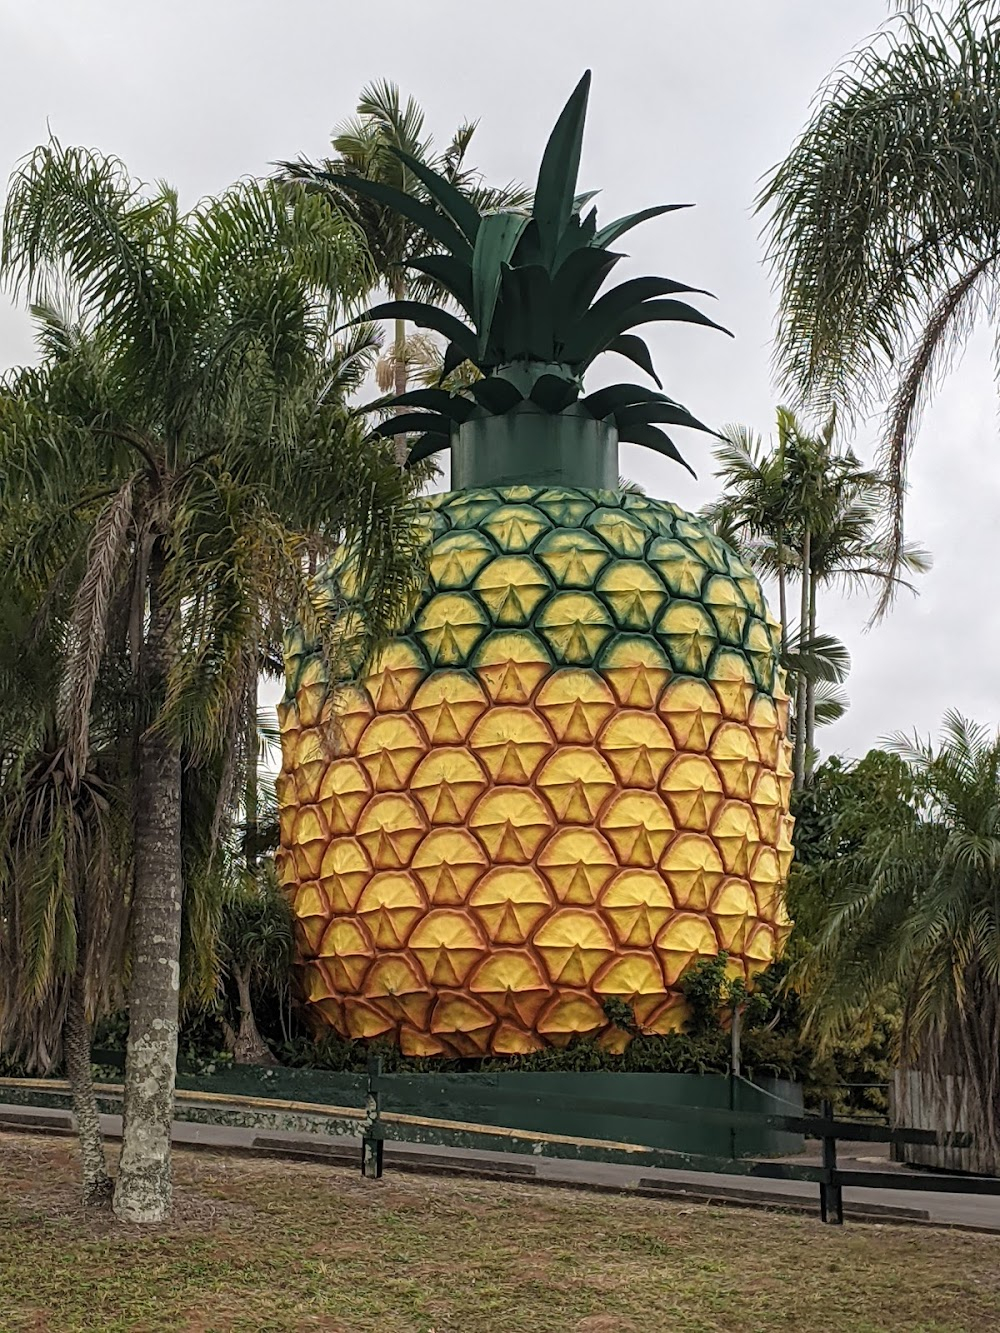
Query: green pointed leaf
497,264,554,362
389,146,483,241
607,333,662,388
562,277,714,362
582,383,676,420
368,388,476,422
369,412,451,440
534,71,592,267
511,217,543,268
570,275,713,340
578,205,597,245
468,376,523,414
551,211,589,270
349,301,478,359
406,254,474,313
615,297,732,339
593,203,691,250
472,212,530,357
551,247,622,337
529,374,580,413
618,422,696,477
406,433,450,467
568,295,732,368
550,199,602,269
439,340,470,383
573,189,600,213
313,171,472,258
615,401,719,437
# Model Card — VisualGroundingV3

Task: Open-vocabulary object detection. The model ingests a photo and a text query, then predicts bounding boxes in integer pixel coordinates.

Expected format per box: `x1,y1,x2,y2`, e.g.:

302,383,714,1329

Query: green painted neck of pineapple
451,402,618,490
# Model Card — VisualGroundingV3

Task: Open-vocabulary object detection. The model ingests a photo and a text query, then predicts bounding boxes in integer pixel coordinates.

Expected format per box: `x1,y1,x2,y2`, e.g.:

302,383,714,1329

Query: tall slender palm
802,712,1000,1165
706,409,928,784
0,144,423,1222
759,1,1000,603
281,80,530,464
704,409,797,649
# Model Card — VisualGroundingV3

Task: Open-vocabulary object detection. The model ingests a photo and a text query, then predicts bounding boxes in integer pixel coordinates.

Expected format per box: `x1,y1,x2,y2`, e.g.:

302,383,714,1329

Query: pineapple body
277,485,793,1057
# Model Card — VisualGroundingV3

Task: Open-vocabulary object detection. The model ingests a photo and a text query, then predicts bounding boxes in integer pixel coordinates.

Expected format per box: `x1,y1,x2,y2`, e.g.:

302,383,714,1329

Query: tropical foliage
0,142,423,1218
0,586,130,1201
759,0,1000,599
216,867,294,1067
705,409,928,785
796,714,1000,1161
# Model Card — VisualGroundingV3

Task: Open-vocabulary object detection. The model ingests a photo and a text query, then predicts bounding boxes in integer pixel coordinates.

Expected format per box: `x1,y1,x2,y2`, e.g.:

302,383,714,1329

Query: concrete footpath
3,1101,1000,1233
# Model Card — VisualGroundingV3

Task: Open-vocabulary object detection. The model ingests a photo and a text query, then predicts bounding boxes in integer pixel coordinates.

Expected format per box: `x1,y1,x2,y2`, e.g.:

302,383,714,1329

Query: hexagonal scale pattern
278,486,793,1055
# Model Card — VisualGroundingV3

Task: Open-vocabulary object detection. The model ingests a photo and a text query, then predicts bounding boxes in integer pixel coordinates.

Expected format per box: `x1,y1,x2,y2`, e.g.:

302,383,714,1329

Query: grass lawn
1,1133,999,1332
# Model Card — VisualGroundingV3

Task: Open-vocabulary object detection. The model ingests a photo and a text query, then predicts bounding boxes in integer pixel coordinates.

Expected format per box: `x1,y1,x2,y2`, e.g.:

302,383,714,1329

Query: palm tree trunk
392,271,408,469
232,964,276,1066
64,968,113,1206
776,526,788,655
804,570,818,784
792,528,811,789
245,693,258,873
114,545,184,1225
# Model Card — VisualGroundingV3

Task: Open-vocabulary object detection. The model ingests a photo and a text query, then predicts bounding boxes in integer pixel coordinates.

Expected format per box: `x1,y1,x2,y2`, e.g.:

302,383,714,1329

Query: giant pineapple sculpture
277,73,793,1056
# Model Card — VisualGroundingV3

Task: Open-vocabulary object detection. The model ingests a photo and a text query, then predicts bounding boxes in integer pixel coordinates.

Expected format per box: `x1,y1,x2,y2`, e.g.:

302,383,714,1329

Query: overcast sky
2,0,997,760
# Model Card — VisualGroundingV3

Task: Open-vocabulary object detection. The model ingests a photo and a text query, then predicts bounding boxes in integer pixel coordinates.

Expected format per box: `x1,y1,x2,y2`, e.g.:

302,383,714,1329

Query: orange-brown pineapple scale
277,485,793,1057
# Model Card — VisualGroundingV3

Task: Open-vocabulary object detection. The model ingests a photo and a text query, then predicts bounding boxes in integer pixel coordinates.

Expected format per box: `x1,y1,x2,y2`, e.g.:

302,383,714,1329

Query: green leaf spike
326,71,729,482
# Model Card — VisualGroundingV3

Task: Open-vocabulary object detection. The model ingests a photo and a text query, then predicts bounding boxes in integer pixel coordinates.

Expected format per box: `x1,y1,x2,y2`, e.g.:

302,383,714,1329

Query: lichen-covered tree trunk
232,964,276,1066
113,549,184,1224
64,970,113,1206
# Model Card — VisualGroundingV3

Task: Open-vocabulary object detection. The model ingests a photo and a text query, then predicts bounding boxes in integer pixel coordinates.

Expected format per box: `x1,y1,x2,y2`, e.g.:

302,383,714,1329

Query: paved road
3,1101,999,1232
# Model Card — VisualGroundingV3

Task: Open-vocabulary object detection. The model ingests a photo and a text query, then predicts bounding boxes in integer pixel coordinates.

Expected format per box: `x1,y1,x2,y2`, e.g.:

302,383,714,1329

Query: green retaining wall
377,1072,803,1159
90,1054,802,1160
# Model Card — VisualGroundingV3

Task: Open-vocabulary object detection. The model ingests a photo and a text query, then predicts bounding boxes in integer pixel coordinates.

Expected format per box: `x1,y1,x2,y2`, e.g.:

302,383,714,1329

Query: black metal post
361,1054,384,1179
819,1097,843,1225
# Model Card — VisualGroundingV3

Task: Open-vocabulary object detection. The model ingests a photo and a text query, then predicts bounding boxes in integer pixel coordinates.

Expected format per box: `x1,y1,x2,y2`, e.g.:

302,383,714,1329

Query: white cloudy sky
2,0,997,760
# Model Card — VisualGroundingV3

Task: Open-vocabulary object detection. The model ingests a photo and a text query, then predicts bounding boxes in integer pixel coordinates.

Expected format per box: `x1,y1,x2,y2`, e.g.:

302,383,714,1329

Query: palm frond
760,5,1000,614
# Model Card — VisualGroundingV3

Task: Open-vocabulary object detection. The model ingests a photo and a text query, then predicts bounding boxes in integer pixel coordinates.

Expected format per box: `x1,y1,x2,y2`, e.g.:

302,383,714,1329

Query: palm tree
758,1,1000,603
218,865,294,1066
0,589,130,1204
802,712,1000,1167
0,143,424,1222
281,80,530,464
704,410,797,649
706,409,928,784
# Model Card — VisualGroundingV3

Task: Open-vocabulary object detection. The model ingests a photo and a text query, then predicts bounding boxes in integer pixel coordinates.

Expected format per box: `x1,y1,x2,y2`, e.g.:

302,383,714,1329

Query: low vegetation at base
0,1134,998,1333
79,950,893,1117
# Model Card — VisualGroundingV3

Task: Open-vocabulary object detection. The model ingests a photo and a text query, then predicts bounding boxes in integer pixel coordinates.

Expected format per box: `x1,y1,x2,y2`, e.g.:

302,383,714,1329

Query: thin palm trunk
392,272,408,469
114,545,184,1224
777,526,788,655
245,697,258,873
232,963,276,1066
64,967,113,1206
805,569,818,783
793,528,811,789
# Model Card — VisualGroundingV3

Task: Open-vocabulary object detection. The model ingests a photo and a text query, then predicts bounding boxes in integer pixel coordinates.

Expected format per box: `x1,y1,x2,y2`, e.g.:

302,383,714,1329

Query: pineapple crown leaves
326,71,730,475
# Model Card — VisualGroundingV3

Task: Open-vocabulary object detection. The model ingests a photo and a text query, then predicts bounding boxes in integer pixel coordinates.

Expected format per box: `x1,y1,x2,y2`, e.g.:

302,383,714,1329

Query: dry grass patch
1,1132,998,1332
